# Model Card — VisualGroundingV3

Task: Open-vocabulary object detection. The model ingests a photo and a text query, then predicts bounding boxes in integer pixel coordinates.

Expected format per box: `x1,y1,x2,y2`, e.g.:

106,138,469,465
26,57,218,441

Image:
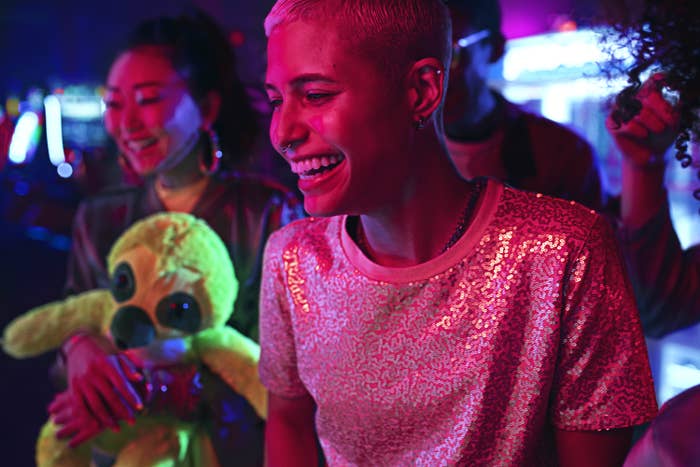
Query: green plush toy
2,212,267,466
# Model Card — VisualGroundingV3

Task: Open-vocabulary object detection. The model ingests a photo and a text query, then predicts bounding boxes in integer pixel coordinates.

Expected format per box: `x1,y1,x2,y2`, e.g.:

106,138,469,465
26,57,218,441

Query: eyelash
136,96,161,105
268,91,337,110
103,96,161,109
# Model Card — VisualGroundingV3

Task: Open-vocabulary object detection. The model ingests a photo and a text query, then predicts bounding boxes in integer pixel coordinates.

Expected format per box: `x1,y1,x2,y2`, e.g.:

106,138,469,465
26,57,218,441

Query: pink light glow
501,0,577,39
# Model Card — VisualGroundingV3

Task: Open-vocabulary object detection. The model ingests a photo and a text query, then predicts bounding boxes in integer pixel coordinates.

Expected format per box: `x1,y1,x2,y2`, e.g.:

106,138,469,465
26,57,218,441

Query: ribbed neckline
339,178,502,283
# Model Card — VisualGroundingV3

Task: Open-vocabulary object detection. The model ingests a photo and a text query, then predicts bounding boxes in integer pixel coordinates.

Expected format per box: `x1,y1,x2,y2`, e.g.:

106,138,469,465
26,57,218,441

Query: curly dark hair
122,7,258,171
602,0,700,202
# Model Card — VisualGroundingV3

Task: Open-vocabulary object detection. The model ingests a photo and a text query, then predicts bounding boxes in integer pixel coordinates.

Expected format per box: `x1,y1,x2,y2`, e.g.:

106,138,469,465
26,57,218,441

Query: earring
199,128,223,175
416,116,427,130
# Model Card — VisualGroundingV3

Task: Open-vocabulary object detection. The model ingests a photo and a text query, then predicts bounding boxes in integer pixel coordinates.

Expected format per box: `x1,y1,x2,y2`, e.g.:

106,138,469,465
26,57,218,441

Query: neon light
457,29,490,49
501,29,632,83
44,95,65,166
57,161,73,178
8,112,39,164
60,97,104,120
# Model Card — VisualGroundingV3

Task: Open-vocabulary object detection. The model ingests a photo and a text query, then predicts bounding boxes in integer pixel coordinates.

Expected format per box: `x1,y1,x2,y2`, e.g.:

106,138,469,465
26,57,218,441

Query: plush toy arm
2,289,113,358
191,326,268,419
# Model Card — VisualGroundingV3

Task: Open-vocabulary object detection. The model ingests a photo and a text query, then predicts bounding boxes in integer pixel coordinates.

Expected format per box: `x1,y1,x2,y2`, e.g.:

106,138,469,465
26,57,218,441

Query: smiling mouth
290,155,344,179
126,138,158,153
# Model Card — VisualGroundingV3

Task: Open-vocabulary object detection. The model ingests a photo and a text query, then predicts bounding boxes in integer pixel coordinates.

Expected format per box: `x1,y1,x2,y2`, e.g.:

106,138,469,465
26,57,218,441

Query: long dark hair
123,8,258,171
602,0,700,202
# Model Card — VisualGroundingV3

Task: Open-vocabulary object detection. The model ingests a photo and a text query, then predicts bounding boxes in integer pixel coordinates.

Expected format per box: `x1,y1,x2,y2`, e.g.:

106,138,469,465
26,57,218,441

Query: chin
302,195,347,218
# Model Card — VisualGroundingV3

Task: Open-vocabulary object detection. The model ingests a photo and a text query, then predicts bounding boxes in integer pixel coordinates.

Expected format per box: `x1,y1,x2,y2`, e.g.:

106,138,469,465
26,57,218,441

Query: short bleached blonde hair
264,0,452,81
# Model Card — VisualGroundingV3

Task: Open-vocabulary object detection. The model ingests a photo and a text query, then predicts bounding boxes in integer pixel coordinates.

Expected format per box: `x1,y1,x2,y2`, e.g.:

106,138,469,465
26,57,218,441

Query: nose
110,305,156,349
272,99,307,155
120,100,142,133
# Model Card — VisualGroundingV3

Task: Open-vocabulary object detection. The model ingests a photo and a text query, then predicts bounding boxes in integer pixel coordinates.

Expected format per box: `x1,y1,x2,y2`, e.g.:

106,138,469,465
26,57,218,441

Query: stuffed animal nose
110,305,156,349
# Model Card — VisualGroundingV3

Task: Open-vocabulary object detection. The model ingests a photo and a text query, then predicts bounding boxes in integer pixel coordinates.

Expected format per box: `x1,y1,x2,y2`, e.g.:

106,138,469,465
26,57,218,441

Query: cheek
308,115,324,135
103,112,119,136
268,114,278,144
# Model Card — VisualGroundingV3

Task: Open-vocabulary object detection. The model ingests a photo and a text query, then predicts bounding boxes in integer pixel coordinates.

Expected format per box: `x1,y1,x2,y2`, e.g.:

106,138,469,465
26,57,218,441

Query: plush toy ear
2,289,114,358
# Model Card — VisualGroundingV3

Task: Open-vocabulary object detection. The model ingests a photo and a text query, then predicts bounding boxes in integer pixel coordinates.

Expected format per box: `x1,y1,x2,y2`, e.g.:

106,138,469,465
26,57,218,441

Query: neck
356,139,476,267
156,146,207,189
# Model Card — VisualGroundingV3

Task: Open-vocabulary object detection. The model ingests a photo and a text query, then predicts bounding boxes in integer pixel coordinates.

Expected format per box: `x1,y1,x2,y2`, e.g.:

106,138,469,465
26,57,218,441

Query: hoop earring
200,129,223,176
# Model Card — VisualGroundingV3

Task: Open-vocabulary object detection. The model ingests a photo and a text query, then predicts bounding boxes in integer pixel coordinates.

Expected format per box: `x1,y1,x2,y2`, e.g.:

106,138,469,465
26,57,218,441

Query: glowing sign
8,112,40,164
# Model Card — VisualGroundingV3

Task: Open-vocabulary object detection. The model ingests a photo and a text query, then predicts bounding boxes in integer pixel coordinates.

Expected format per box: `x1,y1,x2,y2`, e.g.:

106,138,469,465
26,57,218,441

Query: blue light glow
8,112,39,164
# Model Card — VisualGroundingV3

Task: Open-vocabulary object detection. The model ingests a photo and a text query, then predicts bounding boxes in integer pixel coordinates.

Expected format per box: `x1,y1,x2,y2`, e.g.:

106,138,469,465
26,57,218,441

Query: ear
407,57,446,126
199,91,222,131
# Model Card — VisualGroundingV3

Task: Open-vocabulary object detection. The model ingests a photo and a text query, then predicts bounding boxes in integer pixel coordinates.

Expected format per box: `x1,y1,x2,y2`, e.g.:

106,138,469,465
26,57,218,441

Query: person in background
258,0,657,465
444,0,604,210
49,8,303,465
605,0,700,338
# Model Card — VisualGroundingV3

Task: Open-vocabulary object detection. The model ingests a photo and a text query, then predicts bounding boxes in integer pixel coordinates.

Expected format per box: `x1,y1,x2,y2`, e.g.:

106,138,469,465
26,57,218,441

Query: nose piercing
281,143,292,153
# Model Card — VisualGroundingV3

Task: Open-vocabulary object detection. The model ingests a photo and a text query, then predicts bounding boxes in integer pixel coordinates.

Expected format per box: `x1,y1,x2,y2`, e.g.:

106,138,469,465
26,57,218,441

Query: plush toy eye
110,305,156,349
156,292,201,334
110,262,136,303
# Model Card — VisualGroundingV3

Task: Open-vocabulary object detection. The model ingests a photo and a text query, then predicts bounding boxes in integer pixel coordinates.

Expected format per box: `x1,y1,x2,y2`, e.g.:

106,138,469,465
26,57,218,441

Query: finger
68,423,104,448
618,118,649,140
55,420,81,439
48,393,70,415
74,378,119,430
638,105,667,134
118,353,145,382
52,410,74,427
642,89,680,128
110,357,144,412
89,376,131,428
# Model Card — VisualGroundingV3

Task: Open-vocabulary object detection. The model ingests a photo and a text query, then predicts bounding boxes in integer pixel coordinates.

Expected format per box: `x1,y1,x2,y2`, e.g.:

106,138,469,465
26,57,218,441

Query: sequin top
259,179,657,466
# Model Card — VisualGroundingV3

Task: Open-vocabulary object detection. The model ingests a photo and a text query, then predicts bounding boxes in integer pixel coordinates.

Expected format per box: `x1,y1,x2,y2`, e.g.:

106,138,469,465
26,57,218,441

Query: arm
194,326,267,418
607,76,678,230
64,202,103,296
607,76,700,336
555,428,633,467
265,392,318,467
552,216,657,452
2,289,113,358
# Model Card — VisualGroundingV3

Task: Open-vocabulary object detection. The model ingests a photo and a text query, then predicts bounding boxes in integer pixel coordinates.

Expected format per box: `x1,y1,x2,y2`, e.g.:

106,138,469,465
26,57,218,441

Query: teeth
290,155,343,176
127,138,157,152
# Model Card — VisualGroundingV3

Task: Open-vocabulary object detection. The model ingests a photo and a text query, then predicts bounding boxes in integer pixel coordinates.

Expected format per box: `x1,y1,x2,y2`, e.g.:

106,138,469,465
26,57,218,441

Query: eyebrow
105,81,167,92
265,73,338,92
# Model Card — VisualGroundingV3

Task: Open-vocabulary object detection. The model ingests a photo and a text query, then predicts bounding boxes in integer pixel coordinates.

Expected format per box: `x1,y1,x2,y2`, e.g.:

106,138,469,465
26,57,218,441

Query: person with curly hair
604,0,700,338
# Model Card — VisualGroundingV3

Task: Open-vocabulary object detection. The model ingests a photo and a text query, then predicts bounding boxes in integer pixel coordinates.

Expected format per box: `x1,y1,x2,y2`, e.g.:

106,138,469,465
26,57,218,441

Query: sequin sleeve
258,229,309,398
551,215,658,430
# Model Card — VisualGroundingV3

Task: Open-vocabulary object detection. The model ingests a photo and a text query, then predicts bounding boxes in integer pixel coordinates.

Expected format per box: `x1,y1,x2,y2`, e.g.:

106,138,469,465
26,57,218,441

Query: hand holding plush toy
2,212,267,466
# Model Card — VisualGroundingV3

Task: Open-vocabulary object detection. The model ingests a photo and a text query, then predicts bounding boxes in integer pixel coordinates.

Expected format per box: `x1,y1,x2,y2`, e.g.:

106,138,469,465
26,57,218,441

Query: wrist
623,152,667,171
59,330,96,363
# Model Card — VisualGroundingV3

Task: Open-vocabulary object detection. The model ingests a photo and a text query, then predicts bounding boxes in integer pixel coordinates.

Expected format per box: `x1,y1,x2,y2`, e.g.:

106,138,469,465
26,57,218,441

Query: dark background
0,1,602,464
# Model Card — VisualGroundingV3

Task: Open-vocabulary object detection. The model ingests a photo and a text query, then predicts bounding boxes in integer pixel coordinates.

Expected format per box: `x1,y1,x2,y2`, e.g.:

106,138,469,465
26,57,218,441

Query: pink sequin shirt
259,179,657,466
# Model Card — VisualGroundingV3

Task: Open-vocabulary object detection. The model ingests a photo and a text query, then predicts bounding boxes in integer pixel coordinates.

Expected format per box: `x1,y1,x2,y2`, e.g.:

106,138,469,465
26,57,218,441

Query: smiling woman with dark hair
45,7,303,467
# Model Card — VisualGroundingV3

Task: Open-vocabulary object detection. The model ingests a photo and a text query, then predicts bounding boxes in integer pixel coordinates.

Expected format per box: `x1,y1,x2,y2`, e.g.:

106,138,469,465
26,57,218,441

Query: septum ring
280,143,292,154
